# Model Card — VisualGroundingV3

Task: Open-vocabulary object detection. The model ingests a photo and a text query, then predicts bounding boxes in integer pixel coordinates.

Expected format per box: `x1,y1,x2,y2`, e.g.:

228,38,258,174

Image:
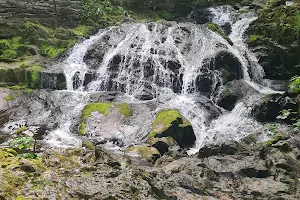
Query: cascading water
48,5,279,154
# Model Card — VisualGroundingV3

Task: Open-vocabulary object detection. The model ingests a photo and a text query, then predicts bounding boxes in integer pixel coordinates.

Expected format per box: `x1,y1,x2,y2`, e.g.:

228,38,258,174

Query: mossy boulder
125,145,160,161
148,109,196,149
0,148,45,198
0,64,44,89
79,102,133,136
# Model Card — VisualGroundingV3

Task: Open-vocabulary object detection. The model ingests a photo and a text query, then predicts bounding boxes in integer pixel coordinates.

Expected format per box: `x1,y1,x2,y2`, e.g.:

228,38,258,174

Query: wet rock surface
1,129,300,199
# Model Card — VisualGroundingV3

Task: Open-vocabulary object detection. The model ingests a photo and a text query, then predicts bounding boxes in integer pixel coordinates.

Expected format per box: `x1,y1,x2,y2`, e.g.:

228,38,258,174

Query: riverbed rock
217,80,259,111
253,92,299,123
79,102,154,147
148,109,196,150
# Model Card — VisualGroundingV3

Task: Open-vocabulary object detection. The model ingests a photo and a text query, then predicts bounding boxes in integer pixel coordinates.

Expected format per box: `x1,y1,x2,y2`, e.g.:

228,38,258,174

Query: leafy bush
10,136,34,150
289,75,300,93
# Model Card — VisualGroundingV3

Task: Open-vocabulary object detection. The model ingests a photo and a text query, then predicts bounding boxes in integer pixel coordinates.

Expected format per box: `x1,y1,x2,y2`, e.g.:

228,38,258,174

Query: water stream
47,6,279,154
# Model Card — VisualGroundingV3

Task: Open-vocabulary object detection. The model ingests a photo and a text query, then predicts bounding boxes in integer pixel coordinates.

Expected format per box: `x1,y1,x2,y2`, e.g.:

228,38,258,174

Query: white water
50,6,280,153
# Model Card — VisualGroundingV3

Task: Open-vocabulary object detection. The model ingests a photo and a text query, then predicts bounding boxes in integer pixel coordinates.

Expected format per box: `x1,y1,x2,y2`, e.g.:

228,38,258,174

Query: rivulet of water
50,6,280,153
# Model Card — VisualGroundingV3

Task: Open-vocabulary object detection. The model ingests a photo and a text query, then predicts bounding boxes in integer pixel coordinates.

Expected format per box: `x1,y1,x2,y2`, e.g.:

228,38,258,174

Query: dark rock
240,168,271,178
198,141,239,158
40,71,66,90
253,93,299,123
217,80,258,111
152,141,169,155
155,119,196,148
214,51,243,84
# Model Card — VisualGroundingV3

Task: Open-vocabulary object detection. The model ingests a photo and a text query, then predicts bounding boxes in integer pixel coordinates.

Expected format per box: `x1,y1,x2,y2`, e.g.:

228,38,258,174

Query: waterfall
49,5,278,153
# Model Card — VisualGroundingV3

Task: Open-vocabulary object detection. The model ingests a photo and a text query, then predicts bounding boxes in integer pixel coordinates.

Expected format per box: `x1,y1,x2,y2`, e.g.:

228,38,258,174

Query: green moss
4,94,14,101
82,140,95,150
79,102,111,135
261,134,285,146
149,109,189,138
73,25,92,37
82,103,111,120
116,103,133,117
79,122,86,136
126,146,160,160
27,65,43,88
0,171,26,198
79,102,132,135
0,148,17,160
249,34,262,42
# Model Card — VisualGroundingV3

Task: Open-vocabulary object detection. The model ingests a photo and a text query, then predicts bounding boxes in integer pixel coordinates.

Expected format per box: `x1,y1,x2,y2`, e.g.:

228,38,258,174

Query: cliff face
0,0,83,38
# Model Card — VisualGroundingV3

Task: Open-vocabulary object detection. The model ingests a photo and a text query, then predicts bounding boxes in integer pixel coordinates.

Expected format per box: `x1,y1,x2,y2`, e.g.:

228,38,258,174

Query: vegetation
4,94,14,101
289,76,300,93
126,145,160,160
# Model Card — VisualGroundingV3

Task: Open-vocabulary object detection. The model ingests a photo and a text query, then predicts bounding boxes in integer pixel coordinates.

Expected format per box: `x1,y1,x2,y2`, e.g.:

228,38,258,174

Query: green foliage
73,25,92,37
4,94,14,101
16,153,39,159
276,109,292,120
249,34,261,42
82,0,126,26
296,11,300,31
14,126,28,134
289,75,300,93
267,124,277,132
294,119,300,131
10,136,34,150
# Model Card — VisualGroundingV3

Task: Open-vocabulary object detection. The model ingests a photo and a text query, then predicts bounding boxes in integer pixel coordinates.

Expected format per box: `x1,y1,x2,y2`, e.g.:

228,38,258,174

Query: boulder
253,93,299,123
217,80,258,111
148,109,196,149
198,141,239,158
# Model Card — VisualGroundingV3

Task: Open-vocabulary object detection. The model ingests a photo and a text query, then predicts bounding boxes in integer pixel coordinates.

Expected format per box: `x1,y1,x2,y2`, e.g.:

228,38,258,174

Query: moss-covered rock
148,109,196,148
79,102,133,135
207,23,233,45
0,63,44,89
126,145,160,161
248,0,300,79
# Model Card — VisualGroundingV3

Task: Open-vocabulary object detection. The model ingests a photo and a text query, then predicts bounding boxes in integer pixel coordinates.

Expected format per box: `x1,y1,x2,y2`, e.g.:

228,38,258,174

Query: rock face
0,0,83,38
248,0,300,79
82,22,244,100
1,129,300,199
217,80,259,111
253,93,299,123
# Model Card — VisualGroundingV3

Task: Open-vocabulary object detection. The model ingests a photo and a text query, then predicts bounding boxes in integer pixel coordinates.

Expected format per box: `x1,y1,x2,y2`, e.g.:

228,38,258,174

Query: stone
148,109,196,149
198,141,239,158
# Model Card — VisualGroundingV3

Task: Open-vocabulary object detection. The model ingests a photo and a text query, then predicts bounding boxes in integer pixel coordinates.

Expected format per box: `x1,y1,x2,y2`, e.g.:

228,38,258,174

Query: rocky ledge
1,128,300,199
